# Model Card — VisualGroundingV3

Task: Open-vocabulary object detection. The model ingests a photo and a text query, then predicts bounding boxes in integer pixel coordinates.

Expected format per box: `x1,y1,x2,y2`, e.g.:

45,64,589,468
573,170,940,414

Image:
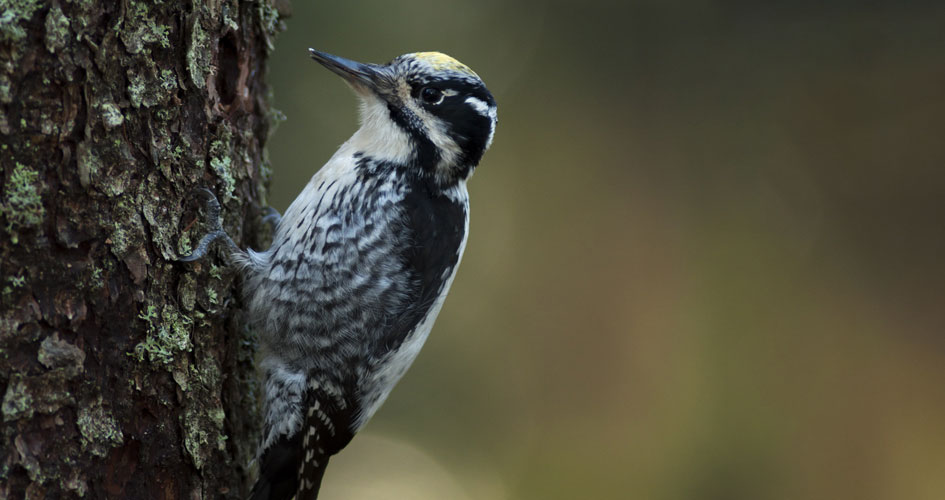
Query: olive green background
266,2,945,499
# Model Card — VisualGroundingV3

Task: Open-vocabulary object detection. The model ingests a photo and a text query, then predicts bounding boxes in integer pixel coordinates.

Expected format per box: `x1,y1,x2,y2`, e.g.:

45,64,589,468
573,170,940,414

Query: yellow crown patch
412,52,478,77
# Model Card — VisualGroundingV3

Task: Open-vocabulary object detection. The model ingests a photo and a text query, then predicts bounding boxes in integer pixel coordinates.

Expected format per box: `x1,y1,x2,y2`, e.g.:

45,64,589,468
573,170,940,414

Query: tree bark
0,1,286,498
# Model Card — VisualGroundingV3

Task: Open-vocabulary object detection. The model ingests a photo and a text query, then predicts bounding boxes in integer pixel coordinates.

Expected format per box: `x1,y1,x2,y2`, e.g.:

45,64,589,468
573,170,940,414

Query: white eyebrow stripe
464,96,498,149
465,96,496,119
485,120,496,149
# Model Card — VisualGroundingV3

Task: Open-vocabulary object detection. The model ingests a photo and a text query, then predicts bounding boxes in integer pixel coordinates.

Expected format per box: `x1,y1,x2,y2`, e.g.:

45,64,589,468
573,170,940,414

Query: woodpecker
181,49,496,499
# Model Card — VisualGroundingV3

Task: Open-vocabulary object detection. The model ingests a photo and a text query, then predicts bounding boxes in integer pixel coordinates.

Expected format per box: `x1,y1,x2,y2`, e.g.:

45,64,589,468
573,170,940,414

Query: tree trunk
0,1,286,498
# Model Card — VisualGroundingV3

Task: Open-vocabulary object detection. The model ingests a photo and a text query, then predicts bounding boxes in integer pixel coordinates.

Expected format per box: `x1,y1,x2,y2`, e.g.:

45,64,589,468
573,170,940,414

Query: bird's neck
343,113,414,166
347,97,475,187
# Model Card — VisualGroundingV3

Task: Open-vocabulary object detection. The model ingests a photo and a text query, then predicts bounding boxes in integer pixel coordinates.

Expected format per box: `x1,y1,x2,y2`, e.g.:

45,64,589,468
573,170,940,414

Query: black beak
309,49,384,93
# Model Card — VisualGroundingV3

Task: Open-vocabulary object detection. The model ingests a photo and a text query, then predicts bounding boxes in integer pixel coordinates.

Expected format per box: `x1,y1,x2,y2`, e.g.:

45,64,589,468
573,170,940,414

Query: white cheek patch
429,116,463,169
342,96,414,164
465,96,498,150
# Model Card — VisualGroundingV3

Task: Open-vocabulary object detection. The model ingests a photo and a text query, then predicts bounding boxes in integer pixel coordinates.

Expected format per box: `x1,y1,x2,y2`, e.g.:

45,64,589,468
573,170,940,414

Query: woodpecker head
310,49,497,186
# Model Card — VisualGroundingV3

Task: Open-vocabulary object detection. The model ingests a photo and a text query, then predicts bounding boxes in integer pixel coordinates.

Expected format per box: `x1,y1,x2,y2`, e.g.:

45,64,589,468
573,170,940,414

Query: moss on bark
0,1,289,497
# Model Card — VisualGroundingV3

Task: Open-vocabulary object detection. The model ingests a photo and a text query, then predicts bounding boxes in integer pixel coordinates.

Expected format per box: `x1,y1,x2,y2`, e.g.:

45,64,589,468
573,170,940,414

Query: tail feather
294,457,329,500
248,430,314,500
249,377,354,500
248,433,330,500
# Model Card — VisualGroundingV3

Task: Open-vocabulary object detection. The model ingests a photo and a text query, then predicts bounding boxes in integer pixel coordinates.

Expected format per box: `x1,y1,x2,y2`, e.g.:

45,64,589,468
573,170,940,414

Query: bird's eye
420,87,444,105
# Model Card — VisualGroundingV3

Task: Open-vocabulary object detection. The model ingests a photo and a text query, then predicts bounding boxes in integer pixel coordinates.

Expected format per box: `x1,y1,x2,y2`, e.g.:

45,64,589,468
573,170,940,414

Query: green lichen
44,3,70,53
1,376,33,421
133,304,193,365
255,0,282,52
127,67,177,108
209,263,224,280
65,0,96,41
208,131,239,202
100,102,124,129
138,173,189,260
126,71,147,108
37,376,72,407
1,368,76,422
87,265,104,291
108,198,145,258
1,162,45,243
187,20,211,89
77,398,124,457
191,310,209,328
0,0,42,42
160,69,176,89
138,304,157,324
210,407,225,428
109,222,133,256
222,2,239,32
182,406,211,469
176,231,193,259
178,273,197,311
180,360,226,469
190,349,222,389
209,156,235,202
120,1,170,54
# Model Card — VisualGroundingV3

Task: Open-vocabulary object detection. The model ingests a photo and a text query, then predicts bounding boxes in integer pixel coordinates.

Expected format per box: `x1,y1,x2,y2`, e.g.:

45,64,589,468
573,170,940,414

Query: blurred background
266,2,945,499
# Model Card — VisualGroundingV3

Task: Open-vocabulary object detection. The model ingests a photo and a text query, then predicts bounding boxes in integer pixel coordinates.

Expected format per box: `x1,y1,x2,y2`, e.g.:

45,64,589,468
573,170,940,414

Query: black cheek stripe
386,102,440,173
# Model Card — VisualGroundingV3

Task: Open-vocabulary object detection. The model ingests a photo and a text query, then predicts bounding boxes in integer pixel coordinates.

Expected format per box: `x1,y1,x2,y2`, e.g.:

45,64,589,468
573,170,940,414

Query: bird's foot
178,188,240,262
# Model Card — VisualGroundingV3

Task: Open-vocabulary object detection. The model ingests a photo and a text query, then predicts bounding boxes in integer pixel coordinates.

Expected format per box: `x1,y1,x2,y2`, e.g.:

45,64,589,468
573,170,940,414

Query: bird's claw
177,188,238,262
